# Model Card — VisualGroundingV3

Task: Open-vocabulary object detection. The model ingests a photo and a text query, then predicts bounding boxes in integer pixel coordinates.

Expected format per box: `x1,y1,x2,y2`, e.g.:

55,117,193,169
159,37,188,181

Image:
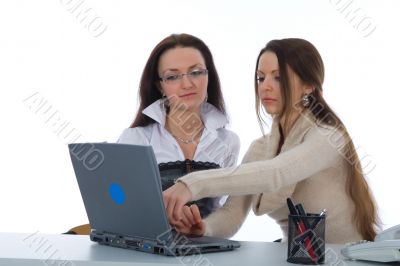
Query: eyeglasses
159,69,208,85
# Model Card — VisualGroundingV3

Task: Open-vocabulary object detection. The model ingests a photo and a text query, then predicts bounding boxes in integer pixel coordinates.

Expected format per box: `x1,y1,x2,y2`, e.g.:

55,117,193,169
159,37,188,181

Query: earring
160,94,167,110
204,92,208,103
302,93,311,108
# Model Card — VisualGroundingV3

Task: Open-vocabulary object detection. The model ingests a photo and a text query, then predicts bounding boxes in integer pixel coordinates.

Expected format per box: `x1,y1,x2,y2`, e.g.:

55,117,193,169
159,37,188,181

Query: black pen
288,199,318,262
295,203,311,229
287,198,298,216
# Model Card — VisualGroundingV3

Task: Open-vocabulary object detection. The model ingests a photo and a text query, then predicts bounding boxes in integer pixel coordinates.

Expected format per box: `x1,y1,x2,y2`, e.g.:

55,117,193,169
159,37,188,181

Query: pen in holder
287,213,326,264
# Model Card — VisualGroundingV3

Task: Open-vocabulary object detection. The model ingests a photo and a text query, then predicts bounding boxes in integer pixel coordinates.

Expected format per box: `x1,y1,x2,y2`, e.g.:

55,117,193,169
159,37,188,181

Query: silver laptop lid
68,143,171,243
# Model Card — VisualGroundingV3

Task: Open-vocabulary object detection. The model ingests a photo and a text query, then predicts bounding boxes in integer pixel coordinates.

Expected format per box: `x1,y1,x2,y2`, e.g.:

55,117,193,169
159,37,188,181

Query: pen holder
287,213,326,264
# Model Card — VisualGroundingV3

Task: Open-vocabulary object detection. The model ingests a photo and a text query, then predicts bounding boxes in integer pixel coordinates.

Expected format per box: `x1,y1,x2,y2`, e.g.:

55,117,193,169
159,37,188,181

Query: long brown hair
130,33,226,128
254,38,379,240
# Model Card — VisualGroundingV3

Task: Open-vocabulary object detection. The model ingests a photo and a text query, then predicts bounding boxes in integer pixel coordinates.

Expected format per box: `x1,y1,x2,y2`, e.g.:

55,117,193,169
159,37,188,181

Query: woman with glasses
66,33,239,235
162,38,379,243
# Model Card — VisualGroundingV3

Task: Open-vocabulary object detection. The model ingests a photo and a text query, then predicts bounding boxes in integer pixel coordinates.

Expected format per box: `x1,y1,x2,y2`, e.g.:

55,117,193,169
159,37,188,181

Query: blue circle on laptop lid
108,183,125,205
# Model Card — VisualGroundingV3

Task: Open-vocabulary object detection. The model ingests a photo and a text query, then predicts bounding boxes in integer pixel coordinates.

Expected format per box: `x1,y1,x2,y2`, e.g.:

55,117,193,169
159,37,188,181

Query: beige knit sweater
179,110,363,244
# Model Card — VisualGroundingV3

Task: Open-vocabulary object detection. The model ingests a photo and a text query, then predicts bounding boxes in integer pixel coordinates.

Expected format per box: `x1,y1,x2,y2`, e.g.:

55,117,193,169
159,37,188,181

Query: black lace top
158,160,221,218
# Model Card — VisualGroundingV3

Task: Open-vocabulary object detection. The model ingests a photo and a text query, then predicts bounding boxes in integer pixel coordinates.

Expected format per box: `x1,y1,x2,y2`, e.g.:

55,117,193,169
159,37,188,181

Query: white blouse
117,99,240,168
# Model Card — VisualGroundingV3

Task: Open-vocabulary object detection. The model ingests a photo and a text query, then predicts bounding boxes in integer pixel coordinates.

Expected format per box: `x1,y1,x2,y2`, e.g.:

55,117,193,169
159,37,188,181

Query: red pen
296,218,317,261
287,199,317,262
295,204,317,260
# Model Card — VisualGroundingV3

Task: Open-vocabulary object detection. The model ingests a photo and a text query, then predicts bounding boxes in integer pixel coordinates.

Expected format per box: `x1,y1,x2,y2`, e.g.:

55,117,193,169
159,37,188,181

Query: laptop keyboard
171,232,217,246
171,232,197,245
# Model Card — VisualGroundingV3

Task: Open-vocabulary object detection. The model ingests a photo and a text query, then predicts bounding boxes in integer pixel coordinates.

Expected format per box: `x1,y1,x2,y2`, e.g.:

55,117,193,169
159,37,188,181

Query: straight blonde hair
254,38,379,240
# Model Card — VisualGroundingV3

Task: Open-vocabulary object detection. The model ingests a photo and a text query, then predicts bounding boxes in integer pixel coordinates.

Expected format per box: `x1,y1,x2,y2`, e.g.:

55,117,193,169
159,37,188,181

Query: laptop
68,143,240,256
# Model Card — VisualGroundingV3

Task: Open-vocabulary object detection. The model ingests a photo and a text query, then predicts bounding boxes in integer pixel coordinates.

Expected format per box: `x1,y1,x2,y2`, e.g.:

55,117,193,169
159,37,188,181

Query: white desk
0,232,383,265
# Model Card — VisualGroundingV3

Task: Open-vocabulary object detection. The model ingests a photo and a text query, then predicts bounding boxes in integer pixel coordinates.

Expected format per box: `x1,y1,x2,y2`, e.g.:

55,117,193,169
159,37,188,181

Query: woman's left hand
173,204,205,236
163,182,192,224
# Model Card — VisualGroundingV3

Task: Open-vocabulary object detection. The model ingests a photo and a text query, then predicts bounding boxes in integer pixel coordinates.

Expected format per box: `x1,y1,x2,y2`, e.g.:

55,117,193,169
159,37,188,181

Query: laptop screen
69,143,172,243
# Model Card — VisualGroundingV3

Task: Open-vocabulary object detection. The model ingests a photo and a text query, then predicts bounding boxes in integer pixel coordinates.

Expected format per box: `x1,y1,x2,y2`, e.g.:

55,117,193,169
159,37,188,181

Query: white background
1,0,399,241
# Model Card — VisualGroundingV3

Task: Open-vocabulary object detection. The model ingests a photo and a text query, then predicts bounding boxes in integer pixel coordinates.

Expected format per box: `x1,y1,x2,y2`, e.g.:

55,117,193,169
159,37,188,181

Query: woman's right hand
163,181,192,224
173,204,205,236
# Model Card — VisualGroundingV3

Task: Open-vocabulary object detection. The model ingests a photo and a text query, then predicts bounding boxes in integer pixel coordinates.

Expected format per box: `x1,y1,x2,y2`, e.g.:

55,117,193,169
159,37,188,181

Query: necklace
165,117,204,145
171,134,195,144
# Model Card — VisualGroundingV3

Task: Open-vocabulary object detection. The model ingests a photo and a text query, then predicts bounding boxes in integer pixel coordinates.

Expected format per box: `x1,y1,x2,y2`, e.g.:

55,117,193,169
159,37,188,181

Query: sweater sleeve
179,126,343,201
252,184,296,215
203,195,252,238
200,140,258,237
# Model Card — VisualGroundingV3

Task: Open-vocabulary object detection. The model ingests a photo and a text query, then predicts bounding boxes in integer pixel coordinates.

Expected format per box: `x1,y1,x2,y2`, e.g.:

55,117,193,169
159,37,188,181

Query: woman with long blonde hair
163,38,379,243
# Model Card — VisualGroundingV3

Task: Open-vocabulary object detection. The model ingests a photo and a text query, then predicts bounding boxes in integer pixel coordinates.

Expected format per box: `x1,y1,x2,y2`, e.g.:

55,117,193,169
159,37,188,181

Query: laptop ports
153,247,164,254
125,240,141,249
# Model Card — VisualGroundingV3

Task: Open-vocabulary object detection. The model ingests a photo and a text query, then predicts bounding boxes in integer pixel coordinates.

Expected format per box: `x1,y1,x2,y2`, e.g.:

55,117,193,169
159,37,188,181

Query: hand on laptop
163,181,192,224
174,204,205,236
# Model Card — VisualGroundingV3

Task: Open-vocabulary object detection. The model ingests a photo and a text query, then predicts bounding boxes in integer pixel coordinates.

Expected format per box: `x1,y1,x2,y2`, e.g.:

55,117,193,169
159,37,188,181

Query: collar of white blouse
142,99,229,131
